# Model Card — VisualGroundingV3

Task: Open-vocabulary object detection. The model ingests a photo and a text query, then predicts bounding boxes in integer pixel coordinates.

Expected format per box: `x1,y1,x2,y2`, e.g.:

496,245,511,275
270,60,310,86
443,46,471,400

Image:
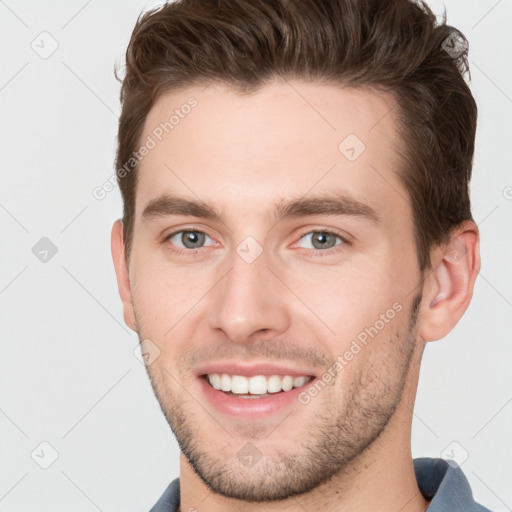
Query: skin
111,80,480,512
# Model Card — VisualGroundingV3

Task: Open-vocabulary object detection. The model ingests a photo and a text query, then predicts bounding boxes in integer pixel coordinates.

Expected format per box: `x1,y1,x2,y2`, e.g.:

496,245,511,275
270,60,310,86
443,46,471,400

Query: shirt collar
414,457,490,511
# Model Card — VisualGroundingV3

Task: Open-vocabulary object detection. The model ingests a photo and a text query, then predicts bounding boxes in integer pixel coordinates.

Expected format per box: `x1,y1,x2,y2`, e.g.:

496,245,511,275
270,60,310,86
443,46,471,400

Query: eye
296,230,347,253
162,228,348,256
165,230,214,251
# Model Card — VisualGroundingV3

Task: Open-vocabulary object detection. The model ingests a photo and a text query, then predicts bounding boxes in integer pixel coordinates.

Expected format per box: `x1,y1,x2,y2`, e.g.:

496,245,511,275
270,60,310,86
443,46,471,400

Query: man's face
123,80,425,500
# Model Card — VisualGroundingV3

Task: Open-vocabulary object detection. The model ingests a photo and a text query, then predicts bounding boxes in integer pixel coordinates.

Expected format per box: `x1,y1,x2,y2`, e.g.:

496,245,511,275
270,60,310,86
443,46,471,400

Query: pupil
183,231,204,248
313,232,334,249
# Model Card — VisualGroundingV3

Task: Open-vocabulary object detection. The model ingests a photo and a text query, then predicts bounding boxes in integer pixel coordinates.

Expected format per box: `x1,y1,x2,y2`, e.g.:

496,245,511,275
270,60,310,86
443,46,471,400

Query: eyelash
162,226,350,258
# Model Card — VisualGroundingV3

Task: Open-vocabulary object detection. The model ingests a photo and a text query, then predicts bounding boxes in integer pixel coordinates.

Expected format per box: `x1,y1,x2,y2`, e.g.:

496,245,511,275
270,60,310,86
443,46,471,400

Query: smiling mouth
202,373,314,397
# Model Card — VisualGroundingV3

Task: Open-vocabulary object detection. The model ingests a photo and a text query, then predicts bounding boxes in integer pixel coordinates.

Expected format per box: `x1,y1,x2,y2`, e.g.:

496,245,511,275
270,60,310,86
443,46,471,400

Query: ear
418,220,481,342
111,219,137,332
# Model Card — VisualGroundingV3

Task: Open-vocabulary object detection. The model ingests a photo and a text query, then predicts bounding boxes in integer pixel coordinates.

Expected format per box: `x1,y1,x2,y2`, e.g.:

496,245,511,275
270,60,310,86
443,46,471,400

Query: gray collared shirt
149,457,493,511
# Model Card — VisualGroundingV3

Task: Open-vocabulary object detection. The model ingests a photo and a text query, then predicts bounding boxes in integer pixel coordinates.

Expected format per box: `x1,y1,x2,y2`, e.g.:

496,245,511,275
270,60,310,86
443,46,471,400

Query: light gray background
1,0,511,510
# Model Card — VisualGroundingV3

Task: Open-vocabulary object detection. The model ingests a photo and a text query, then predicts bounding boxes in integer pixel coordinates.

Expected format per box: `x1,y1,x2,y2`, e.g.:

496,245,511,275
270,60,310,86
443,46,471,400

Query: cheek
130,259,199,331
284,261,399,334
327,306,411,398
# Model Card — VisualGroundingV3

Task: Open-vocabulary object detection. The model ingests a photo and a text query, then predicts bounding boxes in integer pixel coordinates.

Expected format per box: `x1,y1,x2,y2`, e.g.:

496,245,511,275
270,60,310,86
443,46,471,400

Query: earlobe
418,221,480,342
111,219,137,332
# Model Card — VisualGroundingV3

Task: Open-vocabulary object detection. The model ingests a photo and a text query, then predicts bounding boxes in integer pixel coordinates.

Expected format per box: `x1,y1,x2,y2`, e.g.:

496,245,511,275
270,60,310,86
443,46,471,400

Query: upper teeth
206,374,312,394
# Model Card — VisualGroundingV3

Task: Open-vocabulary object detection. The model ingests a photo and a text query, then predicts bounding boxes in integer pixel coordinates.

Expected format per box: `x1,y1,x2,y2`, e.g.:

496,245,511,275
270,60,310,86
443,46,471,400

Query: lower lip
198,376,315,417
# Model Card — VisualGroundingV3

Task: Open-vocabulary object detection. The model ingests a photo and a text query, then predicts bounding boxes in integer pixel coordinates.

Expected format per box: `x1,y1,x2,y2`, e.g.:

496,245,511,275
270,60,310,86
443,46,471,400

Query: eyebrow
141,192,380,225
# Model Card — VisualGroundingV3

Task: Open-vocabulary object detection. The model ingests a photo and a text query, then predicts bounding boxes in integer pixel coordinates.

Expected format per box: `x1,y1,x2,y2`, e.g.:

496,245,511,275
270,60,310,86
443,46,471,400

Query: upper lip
195,361,318,378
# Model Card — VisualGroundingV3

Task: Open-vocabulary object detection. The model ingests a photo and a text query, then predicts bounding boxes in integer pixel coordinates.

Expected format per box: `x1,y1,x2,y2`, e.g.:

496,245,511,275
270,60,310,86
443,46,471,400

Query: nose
207,244,291,344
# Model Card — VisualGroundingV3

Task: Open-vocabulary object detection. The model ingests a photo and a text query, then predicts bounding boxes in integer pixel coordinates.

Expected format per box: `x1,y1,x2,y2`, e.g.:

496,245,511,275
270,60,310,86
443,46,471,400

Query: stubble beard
138,292,422,502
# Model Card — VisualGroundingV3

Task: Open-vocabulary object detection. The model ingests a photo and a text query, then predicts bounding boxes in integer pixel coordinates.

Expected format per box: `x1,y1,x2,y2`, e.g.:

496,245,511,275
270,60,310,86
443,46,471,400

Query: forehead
135,80,409,226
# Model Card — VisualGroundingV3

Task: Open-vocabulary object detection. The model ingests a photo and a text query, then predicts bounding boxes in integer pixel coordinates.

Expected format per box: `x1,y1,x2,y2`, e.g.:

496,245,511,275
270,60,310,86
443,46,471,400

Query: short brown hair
114,0,477,271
